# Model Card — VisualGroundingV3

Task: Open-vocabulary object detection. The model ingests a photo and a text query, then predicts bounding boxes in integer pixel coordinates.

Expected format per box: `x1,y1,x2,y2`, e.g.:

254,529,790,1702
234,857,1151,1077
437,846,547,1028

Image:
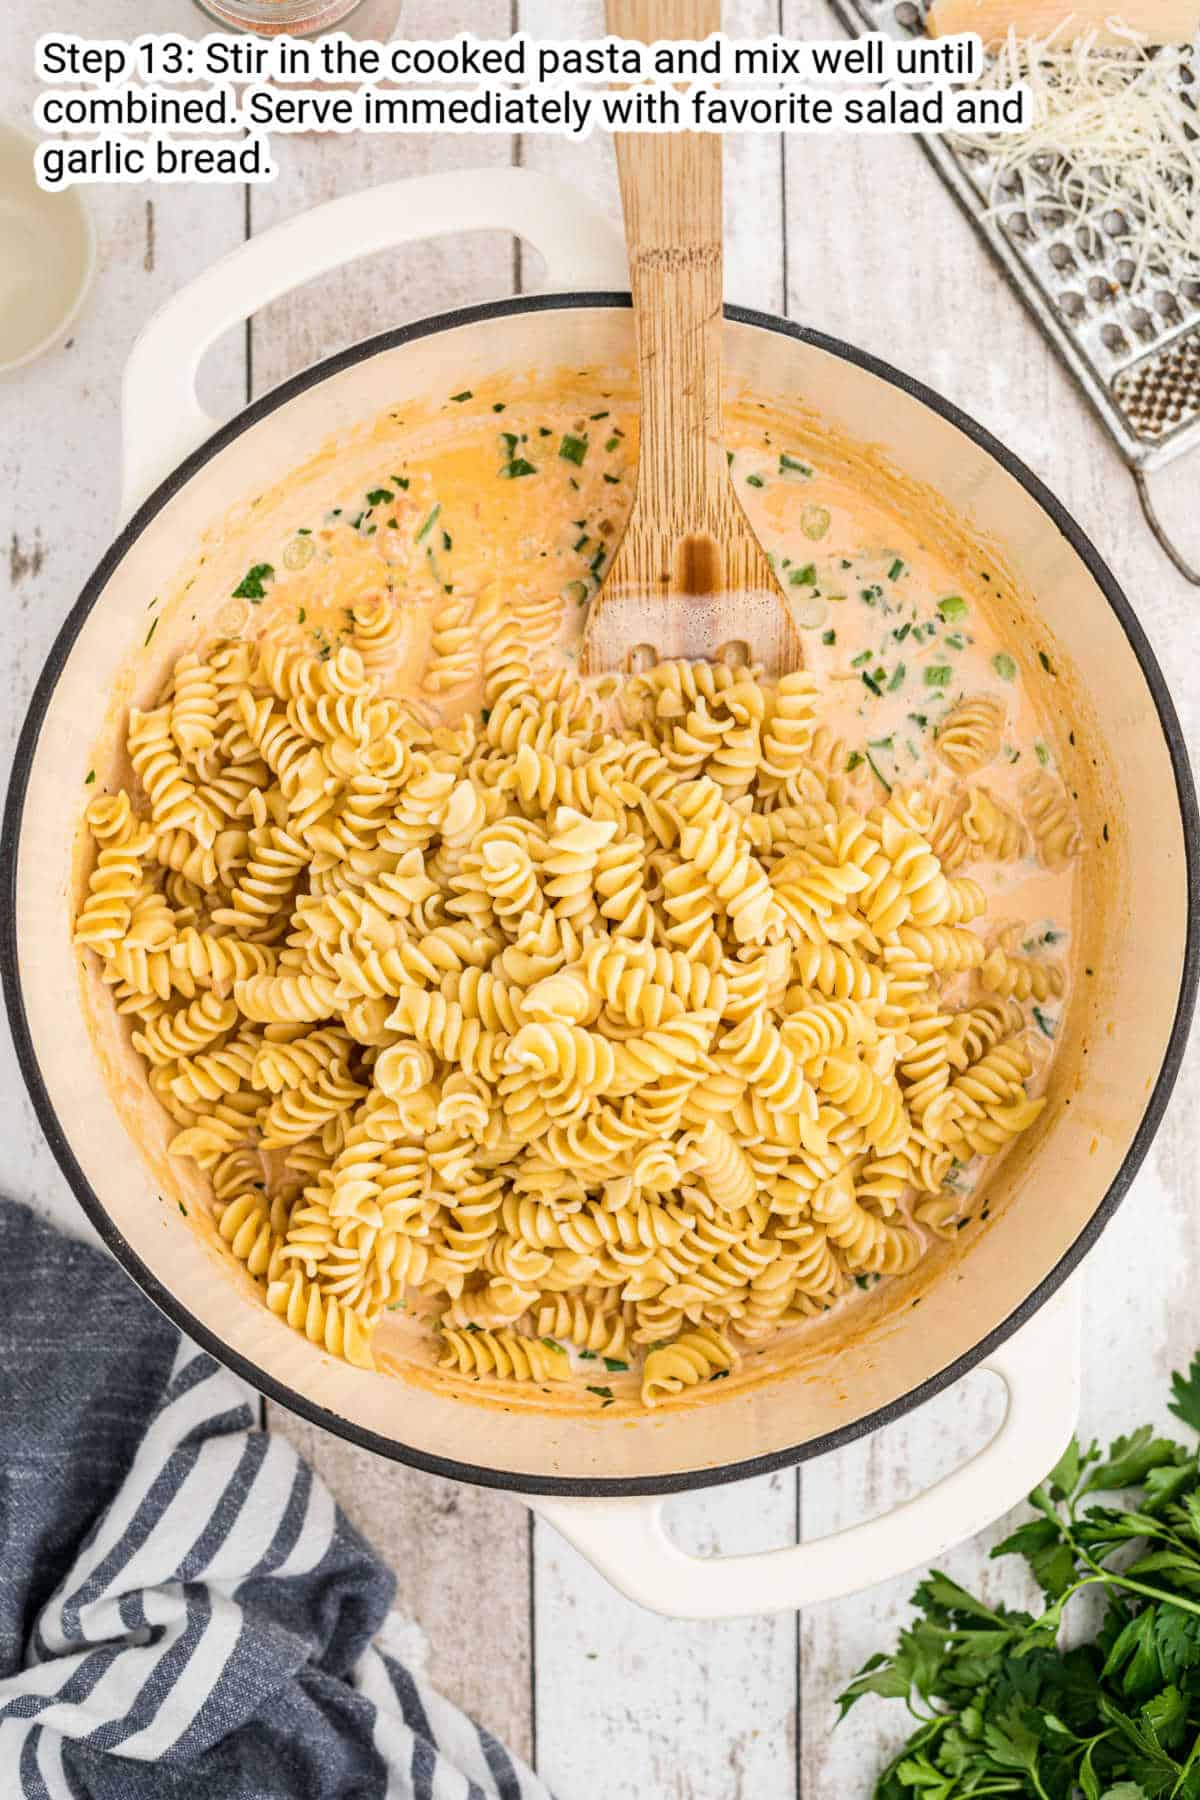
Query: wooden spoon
580,0,801,678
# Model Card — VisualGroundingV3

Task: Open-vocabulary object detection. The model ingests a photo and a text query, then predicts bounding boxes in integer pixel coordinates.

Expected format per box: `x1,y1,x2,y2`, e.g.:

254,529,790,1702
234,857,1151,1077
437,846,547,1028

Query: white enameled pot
4,169,1196,1619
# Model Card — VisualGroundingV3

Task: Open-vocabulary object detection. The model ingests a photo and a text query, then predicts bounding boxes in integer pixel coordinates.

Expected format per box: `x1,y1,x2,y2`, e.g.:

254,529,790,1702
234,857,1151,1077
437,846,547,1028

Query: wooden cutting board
927,1,1200,44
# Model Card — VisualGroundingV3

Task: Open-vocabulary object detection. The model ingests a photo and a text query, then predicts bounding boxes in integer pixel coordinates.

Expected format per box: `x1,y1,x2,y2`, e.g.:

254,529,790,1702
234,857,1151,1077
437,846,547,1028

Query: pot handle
119,167,628,522
527,1276,1081,1620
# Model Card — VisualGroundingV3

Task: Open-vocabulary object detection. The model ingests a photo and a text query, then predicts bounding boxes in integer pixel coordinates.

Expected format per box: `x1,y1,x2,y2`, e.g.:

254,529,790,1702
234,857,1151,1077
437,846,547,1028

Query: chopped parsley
821,629,836,645
540,1337,565,1353
992,651,1018,681
232,562,273,601
603,1357,628,1373
779,451,811,476
84,769,95,784
789,563,817,587
500,457,537,479
365,487,392,505
297,606,306,624
559,434,588,466
604,435,620,452
492,402,506,412
449,389,472,402
586,1385,614,1400
745,473,765,488
1039,649,1054,674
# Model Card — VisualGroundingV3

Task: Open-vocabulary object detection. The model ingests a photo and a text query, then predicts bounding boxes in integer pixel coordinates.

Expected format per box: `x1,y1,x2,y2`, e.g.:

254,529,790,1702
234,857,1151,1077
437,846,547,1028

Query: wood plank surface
1,2,1197,1796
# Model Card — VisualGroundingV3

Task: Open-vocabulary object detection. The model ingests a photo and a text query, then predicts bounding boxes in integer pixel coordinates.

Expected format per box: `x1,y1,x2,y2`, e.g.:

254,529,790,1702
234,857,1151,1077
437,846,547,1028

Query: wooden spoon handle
607,0,726,535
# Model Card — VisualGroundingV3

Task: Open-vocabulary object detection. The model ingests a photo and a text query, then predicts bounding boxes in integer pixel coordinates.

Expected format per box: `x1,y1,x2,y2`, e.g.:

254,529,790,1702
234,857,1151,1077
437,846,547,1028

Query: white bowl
0,119,96,373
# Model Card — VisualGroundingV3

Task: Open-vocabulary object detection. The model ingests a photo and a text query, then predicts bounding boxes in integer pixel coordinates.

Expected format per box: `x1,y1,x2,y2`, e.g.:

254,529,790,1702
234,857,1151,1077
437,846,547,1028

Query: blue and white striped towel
0,1198,554,1800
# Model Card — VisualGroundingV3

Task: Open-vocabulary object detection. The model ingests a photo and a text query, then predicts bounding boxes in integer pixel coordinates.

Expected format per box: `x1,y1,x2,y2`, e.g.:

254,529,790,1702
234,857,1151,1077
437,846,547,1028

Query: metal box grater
827,0,1200,578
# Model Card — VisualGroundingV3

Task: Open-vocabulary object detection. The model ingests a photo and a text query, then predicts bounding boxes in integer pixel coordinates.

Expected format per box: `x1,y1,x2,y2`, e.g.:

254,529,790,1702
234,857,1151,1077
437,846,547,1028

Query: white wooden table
3,4,1197,1794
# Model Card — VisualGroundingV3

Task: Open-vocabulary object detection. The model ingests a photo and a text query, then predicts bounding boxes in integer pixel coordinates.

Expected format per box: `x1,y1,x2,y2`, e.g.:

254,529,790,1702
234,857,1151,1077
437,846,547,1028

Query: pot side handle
119,167,628,523
527,1276,1081,1621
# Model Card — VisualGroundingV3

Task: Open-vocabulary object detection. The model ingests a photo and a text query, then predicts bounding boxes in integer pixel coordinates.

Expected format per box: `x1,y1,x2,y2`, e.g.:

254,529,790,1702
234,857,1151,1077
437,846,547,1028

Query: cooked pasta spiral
76,557,1075,1408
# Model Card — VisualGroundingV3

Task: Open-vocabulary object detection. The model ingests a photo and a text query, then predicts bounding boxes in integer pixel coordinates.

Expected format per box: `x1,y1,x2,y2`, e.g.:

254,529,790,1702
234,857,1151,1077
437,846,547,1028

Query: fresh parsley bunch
838,1354,1200,1800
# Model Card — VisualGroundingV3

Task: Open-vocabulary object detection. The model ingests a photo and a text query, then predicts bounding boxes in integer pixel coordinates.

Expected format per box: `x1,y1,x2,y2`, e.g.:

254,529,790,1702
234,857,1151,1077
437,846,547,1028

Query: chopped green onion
1035,742,1050,766
865,750,892,792
586,1385,615,1400
84,769,95,784
449,389,472,402
603,1357,628,1372
415,504,441,542
846,751,864,770
745,473,764,488
779,452,811,477
1032,1005,1057,1039
887,662,906,691
789,563,817,588
801,504,831,541
821,629,836,645
991,652,1017,682
887,558,905,581
937,595,968,621
604,436,620,453
861,669,883,696
924,664,952,688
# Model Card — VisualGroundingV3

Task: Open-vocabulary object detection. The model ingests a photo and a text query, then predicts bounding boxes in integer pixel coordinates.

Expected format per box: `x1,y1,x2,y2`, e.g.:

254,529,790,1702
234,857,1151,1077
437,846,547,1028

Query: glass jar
191,0,366,37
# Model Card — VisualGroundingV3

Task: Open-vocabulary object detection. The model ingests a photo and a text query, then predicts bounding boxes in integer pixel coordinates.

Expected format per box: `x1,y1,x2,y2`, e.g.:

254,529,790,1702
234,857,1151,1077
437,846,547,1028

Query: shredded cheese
950,22,1200,289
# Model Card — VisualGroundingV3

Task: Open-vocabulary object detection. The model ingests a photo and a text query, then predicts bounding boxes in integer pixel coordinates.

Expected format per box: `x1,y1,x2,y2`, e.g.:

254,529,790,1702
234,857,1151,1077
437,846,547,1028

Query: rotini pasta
75,431,1080,1411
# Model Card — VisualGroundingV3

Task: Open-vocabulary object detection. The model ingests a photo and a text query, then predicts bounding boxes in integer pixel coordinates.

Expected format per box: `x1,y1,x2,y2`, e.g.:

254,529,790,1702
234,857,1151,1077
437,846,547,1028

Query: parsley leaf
232,562,273,601
842,1353,1200,1800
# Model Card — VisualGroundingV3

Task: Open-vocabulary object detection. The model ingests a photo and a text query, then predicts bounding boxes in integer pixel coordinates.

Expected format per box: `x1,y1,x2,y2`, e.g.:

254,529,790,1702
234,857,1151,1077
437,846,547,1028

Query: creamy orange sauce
223,388,1078,1263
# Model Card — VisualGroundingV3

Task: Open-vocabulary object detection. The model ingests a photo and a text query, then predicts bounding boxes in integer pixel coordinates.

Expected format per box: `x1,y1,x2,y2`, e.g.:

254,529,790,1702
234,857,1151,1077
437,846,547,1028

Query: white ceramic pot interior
11,303,1193,1489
